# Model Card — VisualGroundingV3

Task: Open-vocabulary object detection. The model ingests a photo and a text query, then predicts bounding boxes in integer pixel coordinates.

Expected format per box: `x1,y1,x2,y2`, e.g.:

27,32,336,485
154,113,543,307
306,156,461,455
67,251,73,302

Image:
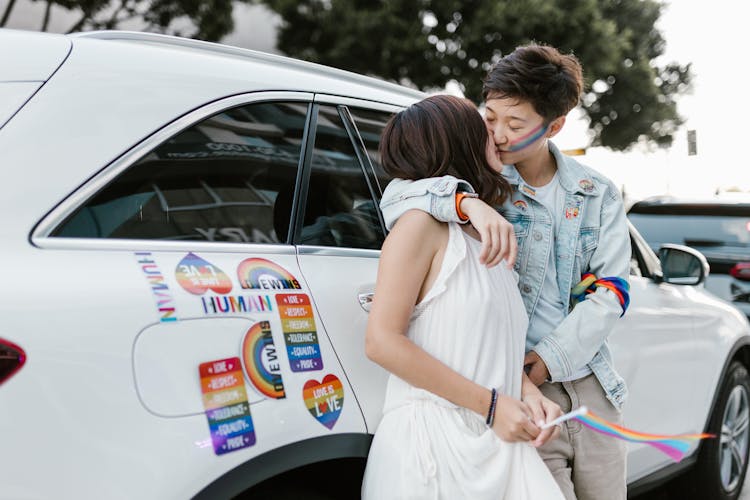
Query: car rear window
627,209,750,265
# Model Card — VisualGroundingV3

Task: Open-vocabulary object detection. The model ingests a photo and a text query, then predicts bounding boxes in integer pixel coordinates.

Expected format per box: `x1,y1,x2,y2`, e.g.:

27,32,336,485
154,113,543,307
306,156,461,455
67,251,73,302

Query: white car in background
1,28,749,500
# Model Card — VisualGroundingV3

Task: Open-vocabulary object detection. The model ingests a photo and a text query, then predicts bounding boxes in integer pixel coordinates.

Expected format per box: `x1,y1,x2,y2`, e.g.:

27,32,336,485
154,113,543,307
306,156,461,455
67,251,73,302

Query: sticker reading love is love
176,253,233,295
276,294,323,372
199,357,256,455
241,321,285,399
303,374,344,429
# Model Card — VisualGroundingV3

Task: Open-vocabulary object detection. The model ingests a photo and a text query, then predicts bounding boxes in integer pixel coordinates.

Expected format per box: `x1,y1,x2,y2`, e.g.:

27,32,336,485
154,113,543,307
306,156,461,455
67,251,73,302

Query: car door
31,92,367,496
608,225,701,480
294,96,402,431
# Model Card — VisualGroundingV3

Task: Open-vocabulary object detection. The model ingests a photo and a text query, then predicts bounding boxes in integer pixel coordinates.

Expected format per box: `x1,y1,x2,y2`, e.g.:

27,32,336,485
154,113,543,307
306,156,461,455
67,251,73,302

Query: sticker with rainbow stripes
199,357,256,455
237,258,302,290
175,252,232,295
303,374,344,429
241,321,285,399
276,294,323,372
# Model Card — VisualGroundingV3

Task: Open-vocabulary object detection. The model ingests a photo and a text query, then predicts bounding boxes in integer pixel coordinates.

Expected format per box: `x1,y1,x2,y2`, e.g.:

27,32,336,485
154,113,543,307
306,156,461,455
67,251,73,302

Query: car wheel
692,361,750,500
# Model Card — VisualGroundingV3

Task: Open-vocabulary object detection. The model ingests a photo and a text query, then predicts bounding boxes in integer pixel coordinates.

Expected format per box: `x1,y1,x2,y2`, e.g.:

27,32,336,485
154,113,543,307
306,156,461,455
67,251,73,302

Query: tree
261,0,692,151
1,0,239,41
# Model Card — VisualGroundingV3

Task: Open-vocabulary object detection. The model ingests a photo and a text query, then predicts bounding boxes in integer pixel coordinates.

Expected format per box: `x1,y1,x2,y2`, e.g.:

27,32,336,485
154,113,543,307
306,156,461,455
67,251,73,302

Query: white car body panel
0,82,42,129
0,29,70,80
296,249,388,431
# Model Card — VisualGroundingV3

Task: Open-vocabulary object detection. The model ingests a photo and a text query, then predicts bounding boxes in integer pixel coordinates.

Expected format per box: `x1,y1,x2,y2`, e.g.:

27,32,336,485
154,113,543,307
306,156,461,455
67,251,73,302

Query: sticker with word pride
199,357,256,456
303,374,344,429
276,294,323,372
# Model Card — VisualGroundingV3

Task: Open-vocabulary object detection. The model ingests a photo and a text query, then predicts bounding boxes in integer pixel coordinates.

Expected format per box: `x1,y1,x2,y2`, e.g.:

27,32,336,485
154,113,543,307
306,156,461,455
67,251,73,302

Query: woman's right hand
459,197,517,269
491,394,541,442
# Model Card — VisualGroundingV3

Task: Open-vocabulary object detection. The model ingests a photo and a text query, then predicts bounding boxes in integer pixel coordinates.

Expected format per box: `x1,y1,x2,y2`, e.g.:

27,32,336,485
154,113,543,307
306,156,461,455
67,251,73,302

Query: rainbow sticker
303,374,344,429
199,357,256,455
237,258,302,290
277,294,323,372
241,321,285,399
176,253,233,295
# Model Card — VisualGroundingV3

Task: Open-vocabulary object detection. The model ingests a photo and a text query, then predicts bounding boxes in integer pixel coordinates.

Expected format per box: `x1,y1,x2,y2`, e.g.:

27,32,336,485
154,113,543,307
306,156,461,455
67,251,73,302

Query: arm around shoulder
380,176,475,230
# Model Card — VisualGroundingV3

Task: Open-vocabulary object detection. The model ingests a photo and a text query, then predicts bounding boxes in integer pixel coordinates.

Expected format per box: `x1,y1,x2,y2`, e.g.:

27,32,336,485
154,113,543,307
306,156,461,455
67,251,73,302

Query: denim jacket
380,142,631,409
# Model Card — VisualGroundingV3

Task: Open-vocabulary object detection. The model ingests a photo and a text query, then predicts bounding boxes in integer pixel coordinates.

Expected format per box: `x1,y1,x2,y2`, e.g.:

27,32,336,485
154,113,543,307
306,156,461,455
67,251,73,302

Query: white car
1,28,749,500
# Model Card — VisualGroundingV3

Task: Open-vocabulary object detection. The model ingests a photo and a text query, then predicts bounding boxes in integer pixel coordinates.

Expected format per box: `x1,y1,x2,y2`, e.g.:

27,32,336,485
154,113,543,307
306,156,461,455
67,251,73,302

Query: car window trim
628,221,662,280
337,105,388,238
313,94,405,198
297,244,381,259
31,91,315,250
292,101,389,250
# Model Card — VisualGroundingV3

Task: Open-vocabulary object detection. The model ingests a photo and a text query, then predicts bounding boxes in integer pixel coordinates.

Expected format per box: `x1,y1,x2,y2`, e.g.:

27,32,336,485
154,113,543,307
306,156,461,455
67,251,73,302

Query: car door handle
358,292,374,312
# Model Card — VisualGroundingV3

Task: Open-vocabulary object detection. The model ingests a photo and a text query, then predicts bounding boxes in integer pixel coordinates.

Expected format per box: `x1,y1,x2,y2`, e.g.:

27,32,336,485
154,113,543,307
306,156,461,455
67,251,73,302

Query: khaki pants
538,374,627,500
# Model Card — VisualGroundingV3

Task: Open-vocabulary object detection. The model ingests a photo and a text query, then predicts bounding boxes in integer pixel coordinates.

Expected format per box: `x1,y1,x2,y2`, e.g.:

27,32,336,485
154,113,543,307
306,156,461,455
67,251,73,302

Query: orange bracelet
455,192,478,221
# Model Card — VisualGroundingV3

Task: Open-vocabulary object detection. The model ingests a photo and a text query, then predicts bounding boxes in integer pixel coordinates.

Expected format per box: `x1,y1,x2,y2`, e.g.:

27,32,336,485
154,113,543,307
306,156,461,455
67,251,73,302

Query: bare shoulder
390,209,446,237
385,209,447,252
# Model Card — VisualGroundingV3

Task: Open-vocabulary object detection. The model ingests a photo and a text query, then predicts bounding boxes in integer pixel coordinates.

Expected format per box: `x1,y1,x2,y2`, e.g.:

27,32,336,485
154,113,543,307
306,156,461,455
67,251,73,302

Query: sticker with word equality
276,294,323,372
303,374,344,429
199,357,256,455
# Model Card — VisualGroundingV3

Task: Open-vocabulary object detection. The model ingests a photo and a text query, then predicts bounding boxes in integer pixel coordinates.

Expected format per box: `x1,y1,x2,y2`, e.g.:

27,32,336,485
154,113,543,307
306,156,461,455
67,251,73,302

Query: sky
554,1,750,201
4,0,748,201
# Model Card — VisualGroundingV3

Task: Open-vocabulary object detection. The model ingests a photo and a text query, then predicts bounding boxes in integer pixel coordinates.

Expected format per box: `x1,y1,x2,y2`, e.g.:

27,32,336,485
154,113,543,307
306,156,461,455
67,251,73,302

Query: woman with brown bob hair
362,94,563,499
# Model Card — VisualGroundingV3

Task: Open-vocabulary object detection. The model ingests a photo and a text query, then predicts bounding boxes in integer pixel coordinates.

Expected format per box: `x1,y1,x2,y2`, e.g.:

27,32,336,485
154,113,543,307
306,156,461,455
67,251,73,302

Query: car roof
72,30,425,103
628,195,750,216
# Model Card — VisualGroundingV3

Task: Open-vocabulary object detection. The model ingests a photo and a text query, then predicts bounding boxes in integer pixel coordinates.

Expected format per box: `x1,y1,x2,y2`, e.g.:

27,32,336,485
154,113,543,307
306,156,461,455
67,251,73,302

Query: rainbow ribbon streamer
571,273,630,316
542,407,714,462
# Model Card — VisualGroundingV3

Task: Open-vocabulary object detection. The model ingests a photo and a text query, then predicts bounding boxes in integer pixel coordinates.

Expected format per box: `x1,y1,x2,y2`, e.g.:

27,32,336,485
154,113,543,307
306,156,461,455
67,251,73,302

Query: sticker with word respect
276,294,323,372
199,357,256,455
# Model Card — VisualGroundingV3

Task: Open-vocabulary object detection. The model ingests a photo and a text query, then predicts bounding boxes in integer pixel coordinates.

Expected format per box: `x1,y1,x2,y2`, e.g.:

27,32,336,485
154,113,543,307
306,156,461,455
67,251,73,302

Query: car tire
690,361,750,500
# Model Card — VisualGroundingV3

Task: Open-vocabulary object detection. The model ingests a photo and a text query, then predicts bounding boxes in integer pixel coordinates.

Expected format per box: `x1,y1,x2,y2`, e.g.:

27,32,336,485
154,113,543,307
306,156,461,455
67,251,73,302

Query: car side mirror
658,244,710,286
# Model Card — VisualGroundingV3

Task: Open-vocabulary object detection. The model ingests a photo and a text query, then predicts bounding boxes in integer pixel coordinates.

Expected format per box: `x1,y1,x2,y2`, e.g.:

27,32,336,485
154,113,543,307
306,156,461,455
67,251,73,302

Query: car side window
347,107,396,192
53,101,308,243
299,105,385,250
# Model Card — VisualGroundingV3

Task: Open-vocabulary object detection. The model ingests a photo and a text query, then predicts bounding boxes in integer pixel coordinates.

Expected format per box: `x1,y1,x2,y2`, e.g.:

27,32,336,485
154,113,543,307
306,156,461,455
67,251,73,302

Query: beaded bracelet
486,388,498,427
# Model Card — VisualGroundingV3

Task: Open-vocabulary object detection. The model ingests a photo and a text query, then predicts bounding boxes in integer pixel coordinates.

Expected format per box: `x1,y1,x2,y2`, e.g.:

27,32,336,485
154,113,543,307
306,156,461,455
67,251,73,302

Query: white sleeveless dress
362,222,563,500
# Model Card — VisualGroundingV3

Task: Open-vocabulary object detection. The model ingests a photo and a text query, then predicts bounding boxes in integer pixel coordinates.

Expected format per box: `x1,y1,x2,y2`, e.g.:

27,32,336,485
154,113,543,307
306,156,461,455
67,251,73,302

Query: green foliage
11,0,239,41
262,0,692,150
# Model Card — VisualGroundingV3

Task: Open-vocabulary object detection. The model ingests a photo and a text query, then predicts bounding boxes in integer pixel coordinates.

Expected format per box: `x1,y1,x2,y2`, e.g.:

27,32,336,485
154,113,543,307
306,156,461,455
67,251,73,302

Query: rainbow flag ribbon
571,273,630,316
542,406,714,462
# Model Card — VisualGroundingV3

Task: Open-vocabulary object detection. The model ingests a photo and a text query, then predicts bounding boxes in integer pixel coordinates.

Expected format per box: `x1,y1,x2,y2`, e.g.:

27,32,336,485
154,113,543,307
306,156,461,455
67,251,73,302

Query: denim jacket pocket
576,226,600,269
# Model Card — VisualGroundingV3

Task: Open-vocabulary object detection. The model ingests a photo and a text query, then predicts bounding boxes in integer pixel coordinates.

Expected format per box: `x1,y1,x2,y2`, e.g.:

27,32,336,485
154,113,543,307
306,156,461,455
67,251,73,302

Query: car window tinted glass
53,102,307,243
300,105,384,249
628,213,750,258
347,107,395,191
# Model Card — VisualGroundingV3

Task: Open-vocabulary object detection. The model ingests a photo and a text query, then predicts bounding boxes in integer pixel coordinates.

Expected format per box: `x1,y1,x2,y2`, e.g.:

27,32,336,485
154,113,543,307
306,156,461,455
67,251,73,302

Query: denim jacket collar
502,142,600,197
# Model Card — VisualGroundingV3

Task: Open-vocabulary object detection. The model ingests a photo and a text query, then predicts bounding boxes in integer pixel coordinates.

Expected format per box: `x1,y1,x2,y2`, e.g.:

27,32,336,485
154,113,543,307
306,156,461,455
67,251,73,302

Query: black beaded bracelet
486,388,498,427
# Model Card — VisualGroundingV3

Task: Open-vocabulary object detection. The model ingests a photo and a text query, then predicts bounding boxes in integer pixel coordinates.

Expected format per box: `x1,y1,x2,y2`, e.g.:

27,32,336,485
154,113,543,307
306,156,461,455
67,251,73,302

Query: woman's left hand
522,379,563,447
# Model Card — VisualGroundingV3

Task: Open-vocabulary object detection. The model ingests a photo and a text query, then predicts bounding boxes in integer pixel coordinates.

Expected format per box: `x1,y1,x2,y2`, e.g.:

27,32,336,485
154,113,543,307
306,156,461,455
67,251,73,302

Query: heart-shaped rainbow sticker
176,253,232,295
303,374,344,430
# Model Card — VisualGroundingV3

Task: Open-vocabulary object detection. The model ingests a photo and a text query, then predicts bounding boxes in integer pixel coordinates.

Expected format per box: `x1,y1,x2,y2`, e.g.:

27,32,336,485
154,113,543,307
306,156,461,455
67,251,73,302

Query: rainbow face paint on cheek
507,122,548,152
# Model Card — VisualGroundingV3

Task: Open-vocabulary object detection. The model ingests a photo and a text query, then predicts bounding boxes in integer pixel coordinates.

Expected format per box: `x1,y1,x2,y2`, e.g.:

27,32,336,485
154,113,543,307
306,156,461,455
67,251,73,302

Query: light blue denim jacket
380,142,631,409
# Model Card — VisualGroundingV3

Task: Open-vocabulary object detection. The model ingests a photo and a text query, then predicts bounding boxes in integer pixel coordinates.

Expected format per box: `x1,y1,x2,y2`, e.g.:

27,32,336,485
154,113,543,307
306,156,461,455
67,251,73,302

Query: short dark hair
379,95,511,206
483,44,584,122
